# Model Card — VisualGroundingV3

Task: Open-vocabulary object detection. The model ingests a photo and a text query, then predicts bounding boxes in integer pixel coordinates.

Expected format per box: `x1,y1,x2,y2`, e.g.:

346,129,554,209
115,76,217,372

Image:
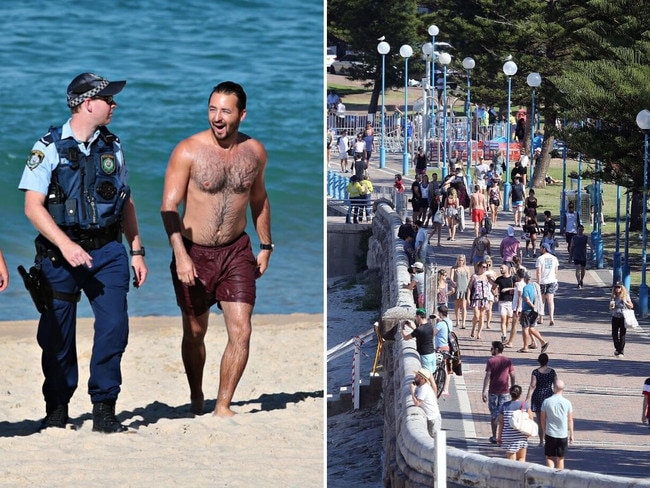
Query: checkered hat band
67,80,109,108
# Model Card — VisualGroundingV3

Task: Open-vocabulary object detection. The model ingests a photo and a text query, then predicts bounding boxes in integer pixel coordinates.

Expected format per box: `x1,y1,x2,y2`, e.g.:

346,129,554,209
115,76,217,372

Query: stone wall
370,201,650,488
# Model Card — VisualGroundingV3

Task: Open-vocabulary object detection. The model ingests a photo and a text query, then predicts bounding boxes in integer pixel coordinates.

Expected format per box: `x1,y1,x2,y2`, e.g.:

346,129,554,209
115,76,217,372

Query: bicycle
431,334,462,398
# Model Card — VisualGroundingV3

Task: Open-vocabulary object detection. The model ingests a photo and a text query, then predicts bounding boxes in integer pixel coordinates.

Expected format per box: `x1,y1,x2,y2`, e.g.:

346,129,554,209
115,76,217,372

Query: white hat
507,226,515,237
415,368,431,381
412,262,424,270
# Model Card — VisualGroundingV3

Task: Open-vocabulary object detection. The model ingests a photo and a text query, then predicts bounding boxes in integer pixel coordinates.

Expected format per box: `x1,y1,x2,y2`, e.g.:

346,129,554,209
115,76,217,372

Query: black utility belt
36,227,122,258
74,233,122,252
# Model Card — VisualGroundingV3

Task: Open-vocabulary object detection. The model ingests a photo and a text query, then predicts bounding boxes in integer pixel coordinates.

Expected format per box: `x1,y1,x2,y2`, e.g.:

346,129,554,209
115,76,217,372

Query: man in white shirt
474,159,490,193
562,201,581,262
337,130,349,173
536,243,559,325
410,368,441,437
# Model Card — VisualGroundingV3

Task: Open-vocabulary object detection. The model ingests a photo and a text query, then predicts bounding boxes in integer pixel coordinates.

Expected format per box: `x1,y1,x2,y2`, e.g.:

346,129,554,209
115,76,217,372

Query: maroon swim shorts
170,233,257,316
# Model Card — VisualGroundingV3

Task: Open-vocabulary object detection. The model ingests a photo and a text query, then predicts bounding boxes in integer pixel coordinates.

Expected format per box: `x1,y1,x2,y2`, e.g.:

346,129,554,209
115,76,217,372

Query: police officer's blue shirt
19,119,127,194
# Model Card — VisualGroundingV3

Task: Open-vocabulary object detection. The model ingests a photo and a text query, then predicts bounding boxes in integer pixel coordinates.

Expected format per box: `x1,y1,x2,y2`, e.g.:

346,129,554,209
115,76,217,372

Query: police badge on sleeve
27,150,45,170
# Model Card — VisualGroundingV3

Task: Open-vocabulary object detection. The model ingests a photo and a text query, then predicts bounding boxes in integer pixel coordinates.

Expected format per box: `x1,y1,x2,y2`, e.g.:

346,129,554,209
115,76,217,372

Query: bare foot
213,405,237,417
190,395,205,415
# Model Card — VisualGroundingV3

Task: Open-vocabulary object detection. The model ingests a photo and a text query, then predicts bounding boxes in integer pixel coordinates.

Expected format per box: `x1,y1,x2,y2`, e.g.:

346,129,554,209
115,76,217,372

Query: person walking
450,255,471,329
410,368,441,437
469,261,492,340
469,184,487,238
510,176,526,227
482,341,516,444
518,273,549,353
562,201,581,262
161,81,273,417
540,379,574,470
469,227,491,266
609,281,633,357
536,242,559,325
525,353,557,446
402,308,437,374
444,188,460,241
500,226,521,267
569,225,589,288
491,264,515,345
19,72,148,432
642,377,650,428
433,304,454,396
497,384,534,462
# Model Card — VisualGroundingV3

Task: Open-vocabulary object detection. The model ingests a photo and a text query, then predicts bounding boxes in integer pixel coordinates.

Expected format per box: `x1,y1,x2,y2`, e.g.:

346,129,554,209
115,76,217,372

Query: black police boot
40,402,68,430
92,400,128,433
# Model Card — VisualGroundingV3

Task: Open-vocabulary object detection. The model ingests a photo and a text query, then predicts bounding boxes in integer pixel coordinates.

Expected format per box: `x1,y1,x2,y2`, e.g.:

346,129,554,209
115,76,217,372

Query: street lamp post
623,188,631,290
377,41,390,169
422,42,433,160
502,60,517,211
526,73,541,189
428,25,439,144
636,109,650,317
400,44,413,177
462,57,475,189
439,52,451,179
613,184,622,284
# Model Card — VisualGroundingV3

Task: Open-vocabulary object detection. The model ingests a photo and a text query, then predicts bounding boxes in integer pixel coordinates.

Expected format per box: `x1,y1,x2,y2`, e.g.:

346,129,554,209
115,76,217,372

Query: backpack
482,215,492,234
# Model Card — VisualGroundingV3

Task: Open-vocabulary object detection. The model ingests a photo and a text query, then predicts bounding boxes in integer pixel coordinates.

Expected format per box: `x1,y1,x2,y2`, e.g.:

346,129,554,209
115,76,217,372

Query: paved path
327,152,650,480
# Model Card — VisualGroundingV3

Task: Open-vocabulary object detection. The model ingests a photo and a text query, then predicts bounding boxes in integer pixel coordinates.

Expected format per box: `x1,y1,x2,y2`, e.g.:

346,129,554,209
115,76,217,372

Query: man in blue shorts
510,176,525,227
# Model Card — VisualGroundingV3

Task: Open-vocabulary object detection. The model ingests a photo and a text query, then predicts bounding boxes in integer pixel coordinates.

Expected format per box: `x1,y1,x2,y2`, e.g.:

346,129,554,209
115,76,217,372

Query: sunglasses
92,95,115,105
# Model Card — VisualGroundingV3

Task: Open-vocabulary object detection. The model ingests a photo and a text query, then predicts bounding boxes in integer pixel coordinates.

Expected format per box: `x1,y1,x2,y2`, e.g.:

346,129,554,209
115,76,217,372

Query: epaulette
39,126,61,146
99,126,119,144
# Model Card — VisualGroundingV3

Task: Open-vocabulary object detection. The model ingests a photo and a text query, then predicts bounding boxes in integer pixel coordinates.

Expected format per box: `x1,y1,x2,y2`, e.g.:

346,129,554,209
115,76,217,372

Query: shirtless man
469,184,487,237
161,81,272,417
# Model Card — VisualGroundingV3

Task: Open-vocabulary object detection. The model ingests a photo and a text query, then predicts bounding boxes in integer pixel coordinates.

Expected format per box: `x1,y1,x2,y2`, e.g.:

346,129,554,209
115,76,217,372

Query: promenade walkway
327,151,650,480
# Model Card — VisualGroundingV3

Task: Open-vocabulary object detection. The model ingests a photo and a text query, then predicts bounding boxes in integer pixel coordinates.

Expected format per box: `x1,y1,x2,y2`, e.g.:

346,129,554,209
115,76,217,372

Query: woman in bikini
449,255,471,329
444,188,459,241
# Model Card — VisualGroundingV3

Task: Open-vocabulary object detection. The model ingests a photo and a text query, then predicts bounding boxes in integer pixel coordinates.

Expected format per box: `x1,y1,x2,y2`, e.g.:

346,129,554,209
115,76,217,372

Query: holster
17,265,53,314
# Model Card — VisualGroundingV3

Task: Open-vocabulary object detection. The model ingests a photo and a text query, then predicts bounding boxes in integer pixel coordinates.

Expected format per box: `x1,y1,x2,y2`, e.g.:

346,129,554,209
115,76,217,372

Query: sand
0,313,324,487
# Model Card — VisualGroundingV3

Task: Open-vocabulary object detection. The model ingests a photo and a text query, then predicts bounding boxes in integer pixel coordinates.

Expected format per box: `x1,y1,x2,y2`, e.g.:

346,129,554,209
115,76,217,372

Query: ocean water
0,0,324,320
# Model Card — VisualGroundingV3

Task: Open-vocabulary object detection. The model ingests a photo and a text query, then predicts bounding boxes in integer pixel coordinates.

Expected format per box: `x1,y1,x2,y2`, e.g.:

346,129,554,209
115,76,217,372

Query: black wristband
130,247,146,257
260,243,274,251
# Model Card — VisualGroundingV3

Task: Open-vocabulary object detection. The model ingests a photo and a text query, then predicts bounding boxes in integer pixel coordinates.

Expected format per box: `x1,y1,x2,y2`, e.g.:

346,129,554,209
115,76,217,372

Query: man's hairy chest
190,155,258,195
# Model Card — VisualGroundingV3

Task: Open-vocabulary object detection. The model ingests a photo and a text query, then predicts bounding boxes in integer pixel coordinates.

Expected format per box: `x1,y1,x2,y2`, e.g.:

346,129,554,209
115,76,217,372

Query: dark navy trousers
36,240,130,406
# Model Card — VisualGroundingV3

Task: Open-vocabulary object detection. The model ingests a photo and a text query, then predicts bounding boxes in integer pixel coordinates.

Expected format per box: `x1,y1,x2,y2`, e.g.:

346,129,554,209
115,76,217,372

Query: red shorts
171,233,257,316
471,208,485,223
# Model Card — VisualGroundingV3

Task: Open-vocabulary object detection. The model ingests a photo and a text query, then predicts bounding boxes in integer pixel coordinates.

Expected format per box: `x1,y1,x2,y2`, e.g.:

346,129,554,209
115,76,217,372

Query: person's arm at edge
160,141,197,285
0,249,8,291
482,368,490,402
249,144,272,277
568,410,574,444
525,371,537,403
122,196,148,287
642,394,649,424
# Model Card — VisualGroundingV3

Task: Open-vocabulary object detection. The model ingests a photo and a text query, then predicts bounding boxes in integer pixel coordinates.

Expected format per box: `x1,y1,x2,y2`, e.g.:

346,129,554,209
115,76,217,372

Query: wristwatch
130,247,146,257
260,243,274,251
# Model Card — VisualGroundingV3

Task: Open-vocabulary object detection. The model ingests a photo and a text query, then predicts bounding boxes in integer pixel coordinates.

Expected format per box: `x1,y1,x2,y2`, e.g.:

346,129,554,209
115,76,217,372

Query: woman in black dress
525,353,557,446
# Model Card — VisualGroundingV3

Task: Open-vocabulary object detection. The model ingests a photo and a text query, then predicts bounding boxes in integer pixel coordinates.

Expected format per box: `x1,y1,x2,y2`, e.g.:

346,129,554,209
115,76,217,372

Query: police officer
18,72,148,433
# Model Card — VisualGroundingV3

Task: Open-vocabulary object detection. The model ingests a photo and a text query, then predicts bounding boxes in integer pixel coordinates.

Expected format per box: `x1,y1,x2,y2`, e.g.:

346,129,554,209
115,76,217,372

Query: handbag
433,209,444,224
509,402,538,437
623,308,639,328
